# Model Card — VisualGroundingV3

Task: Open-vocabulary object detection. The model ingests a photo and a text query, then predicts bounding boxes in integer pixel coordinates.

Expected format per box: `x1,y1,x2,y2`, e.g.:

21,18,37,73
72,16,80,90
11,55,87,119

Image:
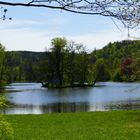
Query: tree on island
0,0,140,28
40,37,97,88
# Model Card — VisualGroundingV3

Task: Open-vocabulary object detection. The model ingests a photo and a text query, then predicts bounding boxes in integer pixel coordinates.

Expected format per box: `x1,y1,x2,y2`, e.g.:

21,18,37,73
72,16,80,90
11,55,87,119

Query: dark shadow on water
1,102,90,114
3,100,140,114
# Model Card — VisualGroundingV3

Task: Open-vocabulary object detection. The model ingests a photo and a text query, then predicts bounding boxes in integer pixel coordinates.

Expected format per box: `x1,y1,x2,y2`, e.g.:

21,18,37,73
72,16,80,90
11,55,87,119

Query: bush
0,96,8,108
0,116,14,140
0,97,14,140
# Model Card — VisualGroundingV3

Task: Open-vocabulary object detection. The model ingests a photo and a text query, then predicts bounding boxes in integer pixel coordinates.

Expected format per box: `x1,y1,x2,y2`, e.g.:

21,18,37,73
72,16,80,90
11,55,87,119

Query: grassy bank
5,111,140,140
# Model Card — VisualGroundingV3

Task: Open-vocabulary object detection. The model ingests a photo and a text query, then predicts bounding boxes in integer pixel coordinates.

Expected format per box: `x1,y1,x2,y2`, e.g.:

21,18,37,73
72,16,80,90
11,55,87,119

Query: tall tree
46,38,67,86
74,44,89,85
66,41,77,86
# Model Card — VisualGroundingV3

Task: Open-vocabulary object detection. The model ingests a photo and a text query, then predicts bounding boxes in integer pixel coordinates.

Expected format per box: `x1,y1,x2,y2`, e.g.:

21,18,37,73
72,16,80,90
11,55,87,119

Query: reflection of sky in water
1,82,140,114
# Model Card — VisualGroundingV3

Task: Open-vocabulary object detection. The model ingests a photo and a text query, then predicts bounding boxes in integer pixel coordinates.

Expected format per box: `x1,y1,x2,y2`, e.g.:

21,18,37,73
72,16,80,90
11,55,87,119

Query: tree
0,0,140,28
0,44,6,86
121,57,133,81
42,37,96,87
131,58,140,81
73,43,89,85
51,37,67,86
45,37,67,87
66,41,76,86
93,58,110,83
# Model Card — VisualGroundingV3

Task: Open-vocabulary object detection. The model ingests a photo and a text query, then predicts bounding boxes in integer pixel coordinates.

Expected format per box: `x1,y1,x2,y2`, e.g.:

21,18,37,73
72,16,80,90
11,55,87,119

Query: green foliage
0,43,6,86
0,116,14,140
0,96,8,108
112,68,122,82
0,96,14,140
5,51,46,83
91,40,140,82
131,58,140,81
93,58,111,82
2,40,140,84
42,38,95,87
0,96,13,140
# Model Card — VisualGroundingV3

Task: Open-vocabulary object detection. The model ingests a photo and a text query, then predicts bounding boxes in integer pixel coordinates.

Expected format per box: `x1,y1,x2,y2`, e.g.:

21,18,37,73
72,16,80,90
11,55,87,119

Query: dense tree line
91,40,140,82
5,51,46,83
1,39,140,88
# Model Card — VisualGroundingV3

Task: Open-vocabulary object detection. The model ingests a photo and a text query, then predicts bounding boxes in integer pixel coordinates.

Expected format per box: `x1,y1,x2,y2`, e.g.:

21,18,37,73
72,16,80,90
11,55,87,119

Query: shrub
0,116,14,140
0,97,14,140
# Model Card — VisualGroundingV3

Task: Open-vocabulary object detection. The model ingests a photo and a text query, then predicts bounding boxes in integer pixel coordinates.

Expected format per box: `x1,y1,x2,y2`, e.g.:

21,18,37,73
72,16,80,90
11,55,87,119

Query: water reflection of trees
37,102,90,113
3,99,140,114
43,102,90,113
2,102,90,114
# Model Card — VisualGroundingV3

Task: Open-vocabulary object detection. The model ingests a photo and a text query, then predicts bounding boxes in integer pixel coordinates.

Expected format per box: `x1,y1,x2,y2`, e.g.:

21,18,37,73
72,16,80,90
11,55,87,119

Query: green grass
4,111,140,140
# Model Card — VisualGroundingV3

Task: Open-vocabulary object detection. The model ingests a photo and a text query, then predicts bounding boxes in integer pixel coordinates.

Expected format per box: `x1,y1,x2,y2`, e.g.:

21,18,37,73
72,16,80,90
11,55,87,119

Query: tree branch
0,0,140,28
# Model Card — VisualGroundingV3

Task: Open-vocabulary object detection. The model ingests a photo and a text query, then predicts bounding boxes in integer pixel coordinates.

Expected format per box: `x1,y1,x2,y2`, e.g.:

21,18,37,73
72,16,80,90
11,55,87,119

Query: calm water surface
1,82,140,114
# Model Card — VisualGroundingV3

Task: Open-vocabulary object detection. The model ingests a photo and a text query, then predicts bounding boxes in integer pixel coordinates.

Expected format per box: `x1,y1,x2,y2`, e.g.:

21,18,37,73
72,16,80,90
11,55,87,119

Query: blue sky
0,1,139,52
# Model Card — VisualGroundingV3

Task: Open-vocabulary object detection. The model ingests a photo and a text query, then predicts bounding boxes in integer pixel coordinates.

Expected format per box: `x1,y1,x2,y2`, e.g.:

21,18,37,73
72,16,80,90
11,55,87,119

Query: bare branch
0,0,140,28
0,6,11,20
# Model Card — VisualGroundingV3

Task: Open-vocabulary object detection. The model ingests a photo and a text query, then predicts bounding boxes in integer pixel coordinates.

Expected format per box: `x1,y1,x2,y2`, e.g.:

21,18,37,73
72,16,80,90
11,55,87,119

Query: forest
0,38,140,88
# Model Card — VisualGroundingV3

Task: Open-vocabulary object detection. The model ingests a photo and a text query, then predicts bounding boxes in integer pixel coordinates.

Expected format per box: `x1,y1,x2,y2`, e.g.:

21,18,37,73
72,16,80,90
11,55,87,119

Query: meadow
5,110,140,140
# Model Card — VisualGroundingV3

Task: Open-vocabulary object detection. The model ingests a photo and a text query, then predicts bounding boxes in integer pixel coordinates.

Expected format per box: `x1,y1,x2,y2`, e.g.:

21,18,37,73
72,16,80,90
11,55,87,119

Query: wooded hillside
3,40,140,84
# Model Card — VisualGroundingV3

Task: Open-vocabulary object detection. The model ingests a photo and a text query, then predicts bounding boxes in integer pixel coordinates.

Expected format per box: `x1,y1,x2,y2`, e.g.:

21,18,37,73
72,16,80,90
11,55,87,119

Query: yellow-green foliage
0,96,8,108
0,97,14,140
0,116,14,140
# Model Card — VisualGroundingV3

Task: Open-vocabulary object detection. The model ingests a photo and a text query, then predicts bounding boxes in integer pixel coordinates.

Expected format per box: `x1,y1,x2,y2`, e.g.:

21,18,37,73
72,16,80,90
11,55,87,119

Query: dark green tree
42,38,96,87
45,38,67,87
0,44,6,86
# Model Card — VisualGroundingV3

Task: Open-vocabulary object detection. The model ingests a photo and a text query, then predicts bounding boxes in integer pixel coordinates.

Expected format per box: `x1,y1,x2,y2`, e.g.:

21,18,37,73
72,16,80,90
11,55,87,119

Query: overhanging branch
0,0,140,28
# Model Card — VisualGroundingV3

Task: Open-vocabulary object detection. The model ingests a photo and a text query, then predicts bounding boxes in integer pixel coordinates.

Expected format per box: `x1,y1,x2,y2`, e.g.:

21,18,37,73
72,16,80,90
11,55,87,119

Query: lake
1,82,140,114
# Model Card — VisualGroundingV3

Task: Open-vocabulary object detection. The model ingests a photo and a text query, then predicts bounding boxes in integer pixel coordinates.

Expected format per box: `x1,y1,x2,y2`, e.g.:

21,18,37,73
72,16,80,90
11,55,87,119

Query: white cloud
67,28,128,52
0,27,130,52
0,28,58,52
0,19,140,52
0,19,60,51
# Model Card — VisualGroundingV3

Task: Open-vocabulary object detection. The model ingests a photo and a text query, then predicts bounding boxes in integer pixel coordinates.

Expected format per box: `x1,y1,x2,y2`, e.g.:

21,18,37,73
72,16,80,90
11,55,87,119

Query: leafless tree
0,0,140,28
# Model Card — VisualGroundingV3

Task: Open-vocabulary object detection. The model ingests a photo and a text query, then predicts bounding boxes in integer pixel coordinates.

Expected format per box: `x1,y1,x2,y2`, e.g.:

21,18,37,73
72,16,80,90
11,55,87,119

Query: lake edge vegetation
0,96,14,139
1,39,140,88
